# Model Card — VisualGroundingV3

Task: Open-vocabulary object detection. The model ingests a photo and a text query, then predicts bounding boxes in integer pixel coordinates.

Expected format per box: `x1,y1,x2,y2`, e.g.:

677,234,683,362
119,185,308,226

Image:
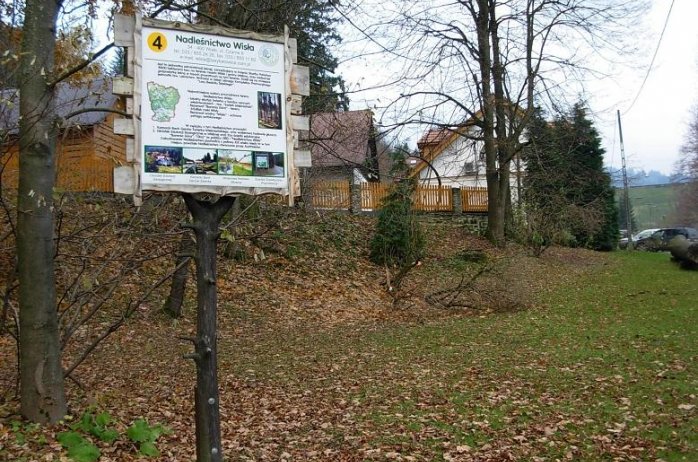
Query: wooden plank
125,46,135,78
294,150,312,168
112,76,134,95
143,17,286,44
290,94,303,115
288,38,298,64
126,98,134,115
125,138,136,162
114,166,136,194
114,14,136,47
292,115,309,131
113,118,134,135
291,65,310,96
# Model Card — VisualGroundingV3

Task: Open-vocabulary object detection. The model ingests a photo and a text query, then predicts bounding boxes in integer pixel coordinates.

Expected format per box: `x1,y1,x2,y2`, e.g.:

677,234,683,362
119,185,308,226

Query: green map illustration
147,82,180,122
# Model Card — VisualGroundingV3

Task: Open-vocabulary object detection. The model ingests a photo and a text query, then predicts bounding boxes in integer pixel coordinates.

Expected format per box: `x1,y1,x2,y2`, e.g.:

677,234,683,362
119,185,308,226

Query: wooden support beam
112,76,134,96
294,150,312,168
291,115,309,131
114,118,135,136
113,166,136,194
291,65,310,96
288,38,298,64
114,14,136,47
290,94,303,115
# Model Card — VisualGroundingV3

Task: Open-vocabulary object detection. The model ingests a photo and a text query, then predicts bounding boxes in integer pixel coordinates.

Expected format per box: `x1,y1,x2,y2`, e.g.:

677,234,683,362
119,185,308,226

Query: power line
623,0,675,115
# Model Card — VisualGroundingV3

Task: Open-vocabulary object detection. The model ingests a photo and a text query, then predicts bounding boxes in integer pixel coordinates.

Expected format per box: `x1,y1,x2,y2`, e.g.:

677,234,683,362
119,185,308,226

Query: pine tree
564,103,618,250
204,0,348,113
523,103,619,251
370,152,424,267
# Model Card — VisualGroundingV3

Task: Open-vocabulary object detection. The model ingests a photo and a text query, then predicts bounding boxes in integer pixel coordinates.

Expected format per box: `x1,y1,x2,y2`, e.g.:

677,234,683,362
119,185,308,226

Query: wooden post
182,193,235,462
452,187,462,214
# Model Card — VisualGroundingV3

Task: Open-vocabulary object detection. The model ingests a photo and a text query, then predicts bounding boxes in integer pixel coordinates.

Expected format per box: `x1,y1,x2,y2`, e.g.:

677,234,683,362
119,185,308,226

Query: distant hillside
616,183,679,231
610,167,671,188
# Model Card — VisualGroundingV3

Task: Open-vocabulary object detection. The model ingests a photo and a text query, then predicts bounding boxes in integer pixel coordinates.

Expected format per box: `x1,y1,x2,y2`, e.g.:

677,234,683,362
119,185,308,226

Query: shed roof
1,77,118,135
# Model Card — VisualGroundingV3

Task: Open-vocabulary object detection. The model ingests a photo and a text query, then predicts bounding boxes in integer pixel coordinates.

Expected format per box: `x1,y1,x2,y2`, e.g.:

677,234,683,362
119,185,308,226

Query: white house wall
418,133,523,198
419,134,485,188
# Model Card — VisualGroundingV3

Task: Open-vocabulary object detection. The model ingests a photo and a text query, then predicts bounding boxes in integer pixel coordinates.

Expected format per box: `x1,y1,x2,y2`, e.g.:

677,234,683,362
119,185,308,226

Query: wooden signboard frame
113,15,309,205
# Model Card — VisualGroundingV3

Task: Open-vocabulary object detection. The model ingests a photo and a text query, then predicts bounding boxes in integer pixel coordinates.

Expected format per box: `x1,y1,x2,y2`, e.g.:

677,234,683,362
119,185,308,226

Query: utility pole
617,110,632,249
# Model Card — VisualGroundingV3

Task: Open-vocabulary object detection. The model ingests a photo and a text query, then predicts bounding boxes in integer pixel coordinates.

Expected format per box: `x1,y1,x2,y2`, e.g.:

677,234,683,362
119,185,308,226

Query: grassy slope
219,250,696,461
1,213,695,461
617,184,680,230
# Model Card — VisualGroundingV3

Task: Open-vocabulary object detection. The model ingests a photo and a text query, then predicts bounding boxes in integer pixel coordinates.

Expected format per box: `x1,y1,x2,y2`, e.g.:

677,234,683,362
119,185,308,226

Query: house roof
309,110,375,168
412,124,475,177
416,127,453,148
1,77,118,135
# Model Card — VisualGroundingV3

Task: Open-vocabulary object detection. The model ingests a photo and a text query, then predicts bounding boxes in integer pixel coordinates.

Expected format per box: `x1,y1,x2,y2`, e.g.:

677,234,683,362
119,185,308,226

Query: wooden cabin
1,78,126,192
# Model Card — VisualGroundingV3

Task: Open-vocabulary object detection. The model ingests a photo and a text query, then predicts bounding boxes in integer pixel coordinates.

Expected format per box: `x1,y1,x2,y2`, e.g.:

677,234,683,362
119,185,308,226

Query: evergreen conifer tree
205,0,348,113
370,152,424,266
523,103,619,251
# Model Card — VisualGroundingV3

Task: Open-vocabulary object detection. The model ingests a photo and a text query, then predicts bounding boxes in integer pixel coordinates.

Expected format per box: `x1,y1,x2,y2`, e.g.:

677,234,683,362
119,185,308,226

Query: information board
140,25,289,193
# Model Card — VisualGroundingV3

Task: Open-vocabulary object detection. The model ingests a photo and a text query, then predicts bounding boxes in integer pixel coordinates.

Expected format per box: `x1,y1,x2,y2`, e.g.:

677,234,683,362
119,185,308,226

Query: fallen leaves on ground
1,208,695,461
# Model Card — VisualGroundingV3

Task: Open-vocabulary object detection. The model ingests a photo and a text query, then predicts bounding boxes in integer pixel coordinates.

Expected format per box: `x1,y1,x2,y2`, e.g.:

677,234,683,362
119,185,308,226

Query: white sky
595,0,698,175
335,0,698,175
90,1,696,175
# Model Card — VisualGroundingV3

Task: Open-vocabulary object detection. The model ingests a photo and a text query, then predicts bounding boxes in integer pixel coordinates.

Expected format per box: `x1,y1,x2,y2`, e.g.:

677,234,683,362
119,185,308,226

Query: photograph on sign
253,152,284,176
140,25,288,192
145,146,183,173
218,150,253,176
258,92,282,129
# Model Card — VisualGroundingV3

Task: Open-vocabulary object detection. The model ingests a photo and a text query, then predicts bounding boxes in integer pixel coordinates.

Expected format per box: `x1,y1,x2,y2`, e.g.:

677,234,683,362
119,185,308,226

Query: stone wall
417,212,489,236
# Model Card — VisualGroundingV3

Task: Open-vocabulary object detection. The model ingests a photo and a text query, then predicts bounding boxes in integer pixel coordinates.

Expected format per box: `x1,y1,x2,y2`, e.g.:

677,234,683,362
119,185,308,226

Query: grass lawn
1,230,695,460
219,251,696,461
233,163,253,176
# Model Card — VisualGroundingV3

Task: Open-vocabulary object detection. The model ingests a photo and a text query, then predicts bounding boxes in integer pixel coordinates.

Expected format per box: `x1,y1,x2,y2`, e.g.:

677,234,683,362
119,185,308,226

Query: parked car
619,228,659,249
634,227,698,251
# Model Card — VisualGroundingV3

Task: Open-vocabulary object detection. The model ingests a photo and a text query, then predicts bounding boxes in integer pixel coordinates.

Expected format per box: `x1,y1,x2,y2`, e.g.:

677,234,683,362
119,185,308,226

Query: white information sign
140,25,288,193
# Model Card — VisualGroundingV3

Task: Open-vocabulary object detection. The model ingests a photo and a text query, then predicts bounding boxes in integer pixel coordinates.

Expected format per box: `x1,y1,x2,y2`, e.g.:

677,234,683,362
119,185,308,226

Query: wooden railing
309,180,351,209
310,181,488,213
462,186,488,212
361,182,388,210
414,184,452,212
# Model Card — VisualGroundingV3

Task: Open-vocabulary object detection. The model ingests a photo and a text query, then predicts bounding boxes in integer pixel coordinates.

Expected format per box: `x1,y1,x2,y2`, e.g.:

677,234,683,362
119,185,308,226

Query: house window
462,161,476,174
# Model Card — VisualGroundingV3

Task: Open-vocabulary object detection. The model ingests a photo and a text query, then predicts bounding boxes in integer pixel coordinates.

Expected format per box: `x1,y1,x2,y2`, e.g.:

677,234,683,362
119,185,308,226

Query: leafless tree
335,0,647,245
672,106,698,226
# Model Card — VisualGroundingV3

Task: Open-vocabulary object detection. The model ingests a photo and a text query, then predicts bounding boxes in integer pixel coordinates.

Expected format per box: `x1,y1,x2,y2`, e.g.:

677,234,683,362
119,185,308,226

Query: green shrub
370,152,424,267
127,418,171,457
56,410,170,461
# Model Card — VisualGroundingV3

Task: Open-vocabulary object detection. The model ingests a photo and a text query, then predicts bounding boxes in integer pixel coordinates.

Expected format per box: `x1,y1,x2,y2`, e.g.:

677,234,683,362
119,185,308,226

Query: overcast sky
92,1,695,175
336,0,697,176
594,0,698,175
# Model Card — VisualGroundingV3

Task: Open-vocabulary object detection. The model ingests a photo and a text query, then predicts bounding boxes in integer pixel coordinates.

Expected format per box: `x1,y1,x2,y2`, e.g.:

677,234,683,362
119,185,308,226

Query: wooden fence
310,181,488,213
361,182,388,210
414,184,453,212
309,180,351,209
1,150,115,192
461,186,488,212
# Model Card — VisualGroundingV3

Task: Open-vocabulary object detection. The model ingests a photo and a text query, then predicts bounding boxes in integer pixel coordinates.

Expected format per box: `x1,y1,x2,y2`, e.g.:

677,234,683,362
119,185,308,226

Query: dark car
635,227,698,251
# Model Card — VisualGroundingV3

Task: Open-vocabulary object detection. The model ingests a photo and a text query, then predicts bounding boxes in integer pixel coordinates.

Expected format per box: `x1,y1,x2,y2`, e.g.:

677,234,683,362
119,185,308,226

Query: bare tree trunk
489,1,510,245
473,0,503,246
16,0,67,424
163,234,194,318
182,194,235,462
